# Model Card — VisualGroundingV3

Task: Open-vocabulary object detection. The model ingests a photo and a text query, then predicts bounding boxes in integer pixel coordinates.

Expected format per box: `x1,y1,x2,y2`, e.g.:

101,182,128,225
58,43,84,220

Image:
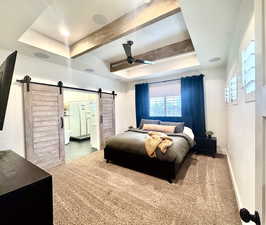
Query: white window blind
229,76,237,103
149,80,181,117
225,87,230,103
242,40,255,94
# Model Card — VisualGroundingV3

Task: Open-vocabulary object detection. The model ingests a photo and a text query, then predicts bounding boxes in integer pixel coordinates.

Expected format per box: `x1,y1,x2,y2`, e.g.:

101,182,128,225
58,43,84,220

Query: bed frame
104,147,182,183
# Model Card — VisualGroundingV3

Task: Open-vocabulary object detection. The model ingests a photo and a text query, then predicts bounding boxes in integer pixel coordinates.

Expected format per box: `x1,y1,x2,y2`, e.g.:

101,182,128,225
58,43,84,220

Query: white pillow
183,127,194,140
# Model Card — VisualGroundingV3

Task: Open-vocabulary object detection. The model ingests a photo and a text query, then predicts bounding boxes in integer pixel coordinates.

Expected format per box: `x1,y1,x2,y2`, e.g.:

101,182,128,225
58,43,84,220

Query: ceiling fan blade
123,44,132,58
134,58,155,65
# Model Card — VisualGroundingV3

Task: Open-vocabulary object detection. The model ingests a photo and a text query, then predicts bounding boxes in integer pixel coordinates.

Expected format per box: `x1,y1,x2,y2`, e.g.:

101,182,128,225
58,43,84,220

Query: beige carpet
49,151,241,225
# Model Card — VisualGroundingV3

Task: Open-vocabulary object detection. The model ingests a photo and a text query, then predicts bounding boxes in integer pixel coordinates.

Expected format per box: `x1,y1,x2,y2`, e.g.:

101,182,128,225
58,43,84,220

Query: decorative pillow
142,124,176,133
160,121,185,133
139,119,160,129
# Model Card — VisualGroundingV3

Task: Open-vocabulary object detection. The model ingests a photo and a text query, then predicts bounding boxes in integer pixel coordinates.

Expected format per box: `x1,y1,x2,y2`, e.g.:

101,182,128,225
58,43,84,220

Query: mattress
105,128,195,165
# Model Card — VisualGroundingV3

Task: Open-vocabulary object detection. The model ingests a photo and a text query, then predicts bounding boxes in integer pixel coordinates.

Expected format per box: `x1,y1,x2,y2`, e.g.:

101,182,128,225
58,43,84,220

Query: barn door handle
240,208,261,225
60,117,64,129
100,115,103,124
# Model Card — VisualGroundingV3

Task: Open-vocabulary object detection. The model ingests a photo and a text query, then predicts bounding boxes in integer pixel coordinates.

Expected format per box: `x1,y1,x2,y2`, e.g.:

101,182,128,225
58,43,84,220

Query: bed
104,121,195,183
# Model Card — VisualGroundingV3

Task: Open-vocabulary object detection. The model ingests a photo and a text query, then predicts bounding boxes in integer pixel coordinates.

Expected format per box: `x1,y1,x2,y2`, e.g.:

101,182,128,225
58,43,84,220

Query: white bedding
183,127,194,140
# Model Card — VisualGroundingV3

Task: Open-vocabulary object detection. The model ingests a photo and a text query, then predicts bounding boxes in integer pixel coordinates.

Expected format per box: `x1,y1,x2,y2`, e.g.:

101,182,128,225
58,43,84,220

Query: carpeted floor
49,151,241,225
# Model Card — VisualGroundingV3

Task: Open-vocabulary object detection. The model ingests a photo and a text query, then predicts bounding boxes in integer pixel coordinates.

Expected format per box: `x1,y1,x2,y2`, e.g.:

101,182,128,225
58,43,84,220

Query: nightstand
194,137,217,157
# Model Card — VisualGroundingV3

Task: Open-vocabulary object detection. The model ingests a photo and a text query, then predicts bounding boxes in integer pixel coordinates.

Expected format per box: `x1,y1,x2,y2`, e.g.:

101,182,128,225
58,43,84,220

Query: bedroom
0,0,262,224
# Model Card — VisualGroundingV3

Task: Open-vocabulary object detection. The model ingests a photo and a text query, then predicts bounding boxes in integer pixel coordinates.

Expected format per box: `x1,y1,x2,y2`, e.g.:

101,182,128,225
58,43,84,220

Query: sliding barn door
99,93,116,149
23,83,65,169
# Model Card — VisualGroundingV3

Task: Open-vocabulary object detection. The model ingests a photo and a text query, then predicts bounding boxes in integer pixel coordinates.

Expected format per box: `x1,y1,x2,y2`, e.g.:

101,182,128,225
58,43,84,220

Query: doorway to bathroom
63,89,100,162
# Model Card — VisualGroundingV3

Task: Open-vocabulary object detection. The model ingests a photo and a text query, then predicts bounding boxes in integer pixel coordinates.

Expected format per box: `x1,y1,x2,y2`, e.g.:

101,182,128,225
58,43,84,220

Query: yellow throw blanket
144,131,173,158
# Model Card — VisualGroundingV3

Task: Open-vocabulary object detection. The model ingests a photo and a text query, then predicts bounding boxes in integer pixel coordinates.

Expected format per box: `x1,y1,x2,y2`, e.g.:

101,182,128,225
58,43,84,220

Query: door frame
63,89,101,150
255,0,266,223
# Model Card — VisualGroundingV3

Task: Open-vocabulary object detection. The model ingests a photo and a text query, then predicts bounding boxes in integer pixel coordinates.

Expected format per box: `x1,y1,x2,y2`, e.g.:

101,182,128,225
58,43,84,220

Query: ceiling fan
122,41,155,65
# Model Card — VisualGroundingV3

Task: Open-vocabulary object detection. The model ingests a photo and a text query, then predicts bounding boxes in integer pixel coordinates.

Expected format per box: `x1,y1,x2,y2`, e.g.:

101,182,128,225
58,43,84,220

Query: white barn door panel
99,93,116,149
23,83,65,169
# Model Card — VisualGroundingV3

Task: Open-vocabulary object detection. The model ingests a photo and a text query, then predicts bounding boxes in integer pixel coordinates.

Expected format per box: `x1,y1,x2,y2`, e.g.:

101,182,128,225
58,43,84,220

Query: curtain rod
16,76,117,96
148,78,181,85
144,74,204,85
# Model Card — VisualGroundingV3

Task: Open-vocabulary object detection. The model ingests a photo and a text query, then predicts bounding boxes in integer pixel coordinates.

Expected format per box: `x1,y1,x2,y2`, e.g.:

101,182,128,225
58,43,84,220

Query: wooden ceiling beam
70,0,181,58
110,39,194,72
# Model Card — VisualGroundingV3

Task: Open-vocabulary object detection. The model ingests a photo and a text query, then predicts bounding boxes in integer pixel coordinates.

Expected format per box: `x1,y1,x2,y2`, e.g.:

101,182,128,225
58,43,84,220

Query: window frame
242,40,255,102
148,81,182,118
225,87,230,103
229,75,238,105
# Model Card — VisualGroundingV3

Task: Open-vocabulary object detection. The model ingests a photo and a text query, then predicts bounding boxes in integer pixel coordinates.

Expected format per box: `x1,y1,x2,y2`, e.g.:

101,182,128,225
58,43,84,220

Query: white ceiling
30,0,146,45
180,0,241,68
73,13,193,79
0,0,242,81
89,13,190,63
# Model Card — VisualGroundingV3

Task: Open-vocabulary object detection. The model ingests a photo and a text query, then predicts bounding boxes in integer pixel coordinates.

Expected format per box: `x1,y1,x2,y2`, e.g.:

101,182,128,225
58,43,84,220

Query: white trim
225,150,245,225
226,152,242,207
218,147,227,154
255,0,265,221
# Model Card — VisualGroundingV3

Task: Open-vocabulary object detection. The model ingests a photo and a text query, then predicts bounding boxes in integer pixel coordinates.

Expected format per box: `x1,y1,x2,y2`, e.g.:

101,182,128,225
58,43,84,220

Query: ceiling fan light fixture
123,40,155,65
127,57,135,64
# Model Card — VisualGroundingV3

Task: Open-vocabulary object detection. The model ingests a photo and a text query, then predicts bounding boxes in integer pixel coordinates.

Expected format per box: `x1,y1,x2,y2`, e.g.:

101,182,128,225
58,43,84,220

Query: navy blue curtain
135,76,206,137
181,74,206,137
135,83,149,127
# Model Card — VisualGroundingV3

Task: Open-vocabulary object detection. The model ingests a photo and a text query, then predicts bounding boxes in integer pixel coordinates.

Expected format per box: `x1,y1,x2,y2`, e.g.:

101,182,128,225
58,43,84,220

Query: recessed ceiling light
60,28,70,37
85,68,94,73
34,52,50,59
209,57,221,63
92,14,108,25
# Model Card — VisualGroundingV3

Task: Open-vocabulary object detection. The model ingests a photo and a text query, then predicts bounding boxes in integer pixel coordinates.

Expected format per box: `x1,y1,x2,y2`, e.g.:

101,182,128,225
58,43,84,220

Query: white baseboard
225,149,242,208
225,149,245,225
218,146,227,154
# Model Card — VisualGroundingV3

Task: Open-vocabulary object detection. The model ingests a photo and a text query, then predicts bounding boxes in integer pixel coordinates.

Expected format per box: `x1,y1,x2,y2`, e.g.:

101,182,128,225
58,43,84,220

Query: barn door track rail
17,75,117,96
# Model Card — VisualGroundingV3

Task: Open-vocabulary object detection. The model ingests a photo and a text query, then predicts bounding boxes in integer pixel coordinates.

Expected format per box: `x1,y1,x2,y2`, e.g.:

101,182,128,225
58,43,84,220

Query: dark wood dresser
0,150,53,225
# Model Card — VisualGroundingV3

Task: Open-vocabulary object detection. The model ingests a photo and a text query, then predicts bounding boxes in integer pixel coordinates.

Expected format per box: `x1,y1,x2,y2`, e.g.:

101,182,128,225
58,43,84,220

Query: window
149,80,181,117
242,40,255,94
229,76,238,104
225,87,230,103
